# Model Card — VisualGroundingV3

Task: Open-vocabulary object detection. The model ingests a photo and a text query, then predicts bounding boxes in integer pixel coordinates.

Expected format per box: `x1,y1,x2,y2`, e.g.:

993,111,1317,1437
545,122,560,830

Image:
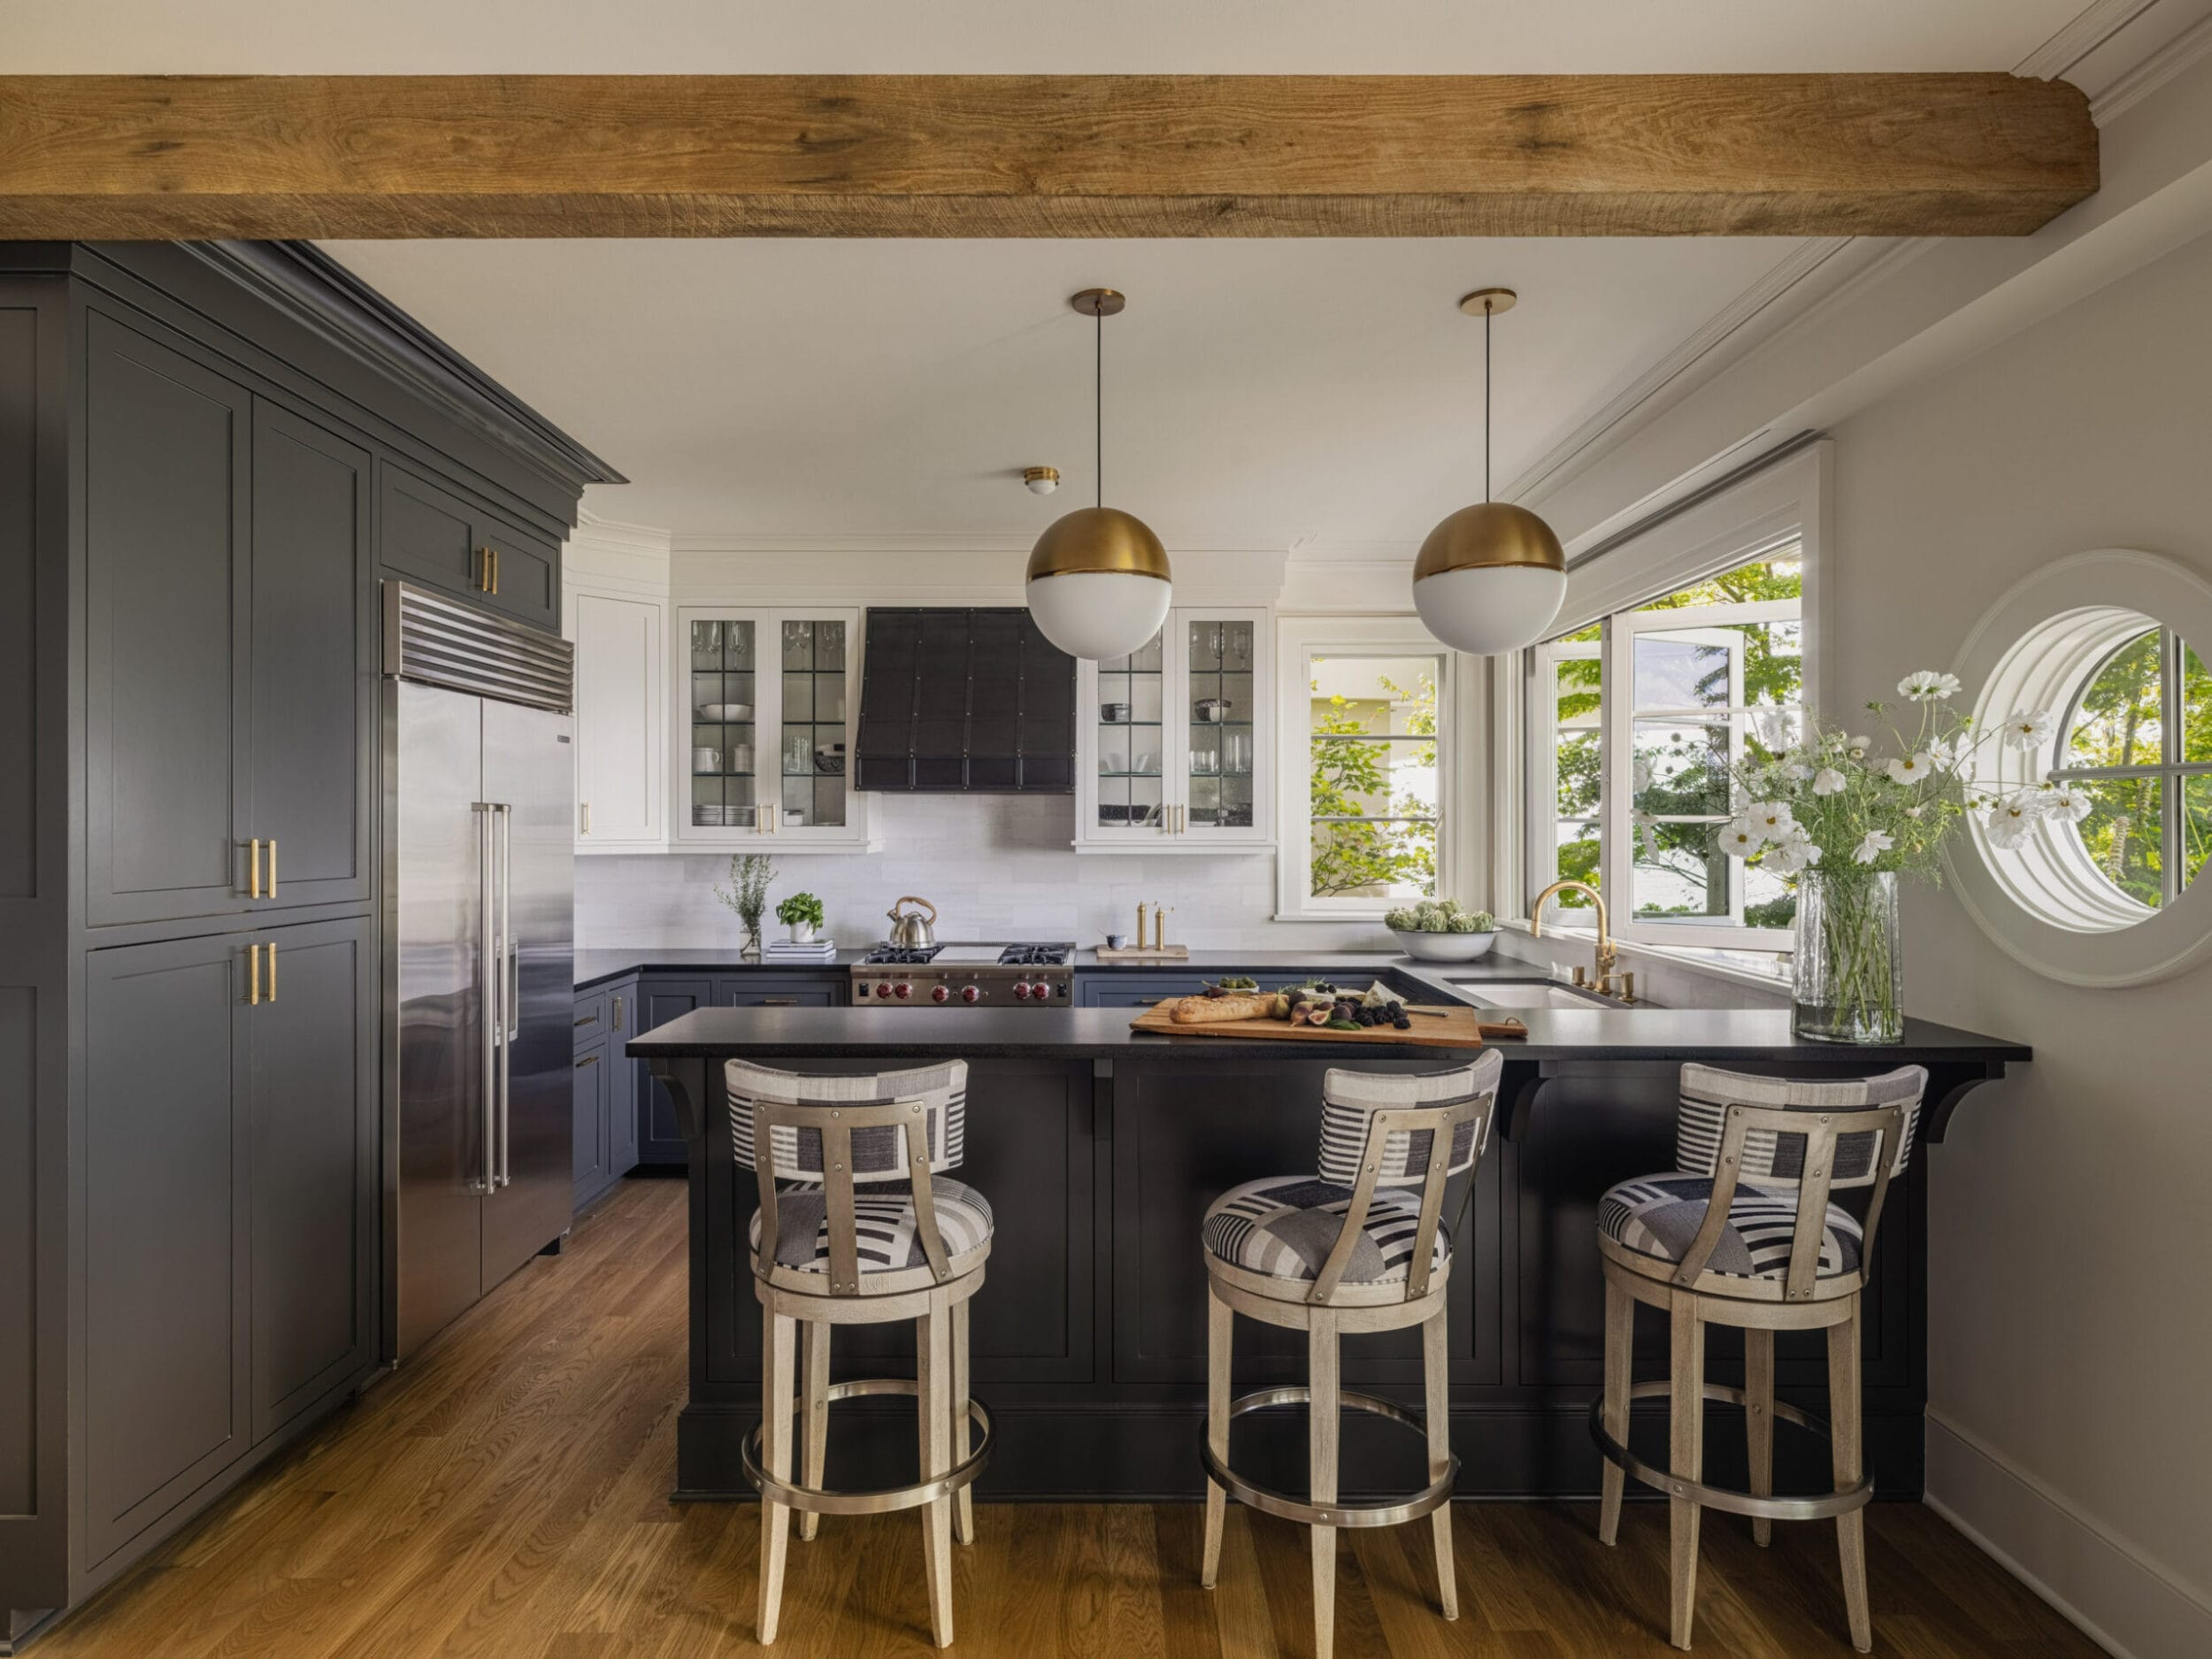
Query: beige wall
1824,226,2212,1655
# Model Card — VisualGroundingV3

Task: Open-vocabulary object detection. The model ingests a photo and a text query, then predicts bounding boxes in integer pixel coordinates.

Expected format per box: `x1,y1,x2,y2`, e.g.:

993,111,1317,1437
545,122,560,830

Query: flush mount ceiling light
1025,288,1171,661
1412,288,1567,657
1022,465,1061,495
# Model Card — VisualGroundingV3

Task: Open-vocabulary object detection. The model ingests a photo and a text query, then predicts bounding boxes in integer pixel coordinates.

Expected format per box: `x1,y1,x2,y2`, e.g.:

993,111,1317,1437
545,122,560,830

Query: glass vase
1792,871,1903,1044
741,921,763,961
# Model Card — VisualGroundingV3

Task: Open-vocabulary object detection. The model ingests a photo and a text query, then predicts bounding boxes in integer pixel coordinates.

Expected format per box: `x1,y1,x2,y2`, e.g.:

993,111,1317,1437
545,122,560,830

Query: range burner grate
860,945,943,965
997,944,1072,966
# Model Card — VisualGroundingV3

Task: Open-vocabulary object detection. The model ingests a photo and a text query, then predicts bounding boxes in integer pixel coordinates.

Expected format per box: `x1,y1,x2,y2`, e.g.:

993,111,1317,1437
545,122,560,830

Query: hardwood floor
35,1179,2099,1659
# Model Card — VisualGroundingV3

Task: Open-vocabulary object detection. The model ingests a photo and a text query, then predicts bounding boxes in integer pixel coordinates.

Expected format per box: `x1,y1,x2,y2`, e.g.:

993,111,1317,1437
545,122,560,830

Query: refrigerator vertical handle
496,803,514,1189
474,803,498,1195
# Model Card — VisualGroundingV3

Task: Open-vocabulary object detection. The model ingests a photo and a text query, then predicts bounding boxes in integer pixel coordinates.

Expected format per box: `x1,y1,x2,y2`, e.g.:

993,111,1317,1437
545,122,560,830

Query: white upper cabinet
569,588,665,850
1075,607,1271,852
673,605,874,849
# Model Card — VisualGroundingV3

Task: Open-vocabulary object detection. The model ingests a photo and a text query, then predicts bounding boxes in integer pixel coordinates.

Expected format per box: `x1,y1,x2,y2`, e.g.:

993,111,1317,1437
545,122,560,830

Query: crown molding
2092,6,2212,121
2015,0,2164,81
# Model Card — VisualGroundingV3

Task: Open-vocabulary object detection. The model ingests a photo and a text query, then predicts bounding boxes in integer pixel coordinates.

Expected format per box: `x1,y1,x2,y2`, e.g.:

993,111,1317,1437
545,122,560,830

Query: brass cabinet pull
248,942,261,1005
477,546,493,592
248,837,262,898
490,547,499,594
612,995,624,1031
266,941,276,1002
266,837,277,897
580,801,591,836
575,1010,599,1029
575,1053,600,1070
762,997,799,1006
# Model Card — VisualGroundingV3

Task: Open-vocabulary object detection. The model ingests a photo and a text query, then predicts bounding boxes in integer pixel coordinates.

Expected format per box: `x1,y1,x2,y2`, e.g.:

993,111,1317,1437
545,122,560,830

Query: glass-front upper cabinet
1076,606,1271,851
674,605,872,848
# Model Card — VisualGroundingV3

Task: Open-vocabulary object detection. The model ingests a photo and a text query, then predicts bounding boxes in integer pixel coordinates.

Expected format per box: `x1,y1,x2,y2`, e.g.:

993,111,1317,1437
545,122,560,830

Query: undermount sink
1448,978,1629,1011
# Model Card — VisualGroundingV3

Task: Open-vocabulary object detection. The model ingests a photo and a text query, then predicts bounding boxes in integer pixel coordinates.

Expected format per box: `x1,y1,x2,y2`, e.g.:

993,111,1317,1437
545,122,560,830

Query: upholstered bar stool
728,1058,995,1649
1199,1053,1501,1659
1591,1063,1928,1653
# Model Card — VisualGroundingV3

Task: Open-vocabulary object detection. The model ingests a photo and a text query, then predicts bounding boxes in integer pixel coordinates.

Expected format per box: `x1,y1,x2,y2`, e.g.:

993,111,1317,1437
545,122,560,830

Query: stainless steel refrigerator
381,582,577,1360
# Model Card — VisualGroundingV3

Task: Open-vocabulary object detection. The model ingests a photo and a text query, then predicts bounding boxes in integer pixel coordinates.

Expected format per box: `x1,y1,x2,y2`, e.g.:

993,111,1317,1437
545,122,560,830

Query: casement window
1278,617,1457,918
1527,547,1806,950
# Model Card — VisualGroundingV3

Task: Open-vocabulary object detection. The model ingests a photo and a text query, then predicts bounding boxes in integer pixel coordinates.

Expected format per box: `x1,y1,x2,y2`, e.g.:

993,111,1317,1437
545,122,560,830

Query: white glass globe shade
1025,572,1173,662
1413,564,1568,657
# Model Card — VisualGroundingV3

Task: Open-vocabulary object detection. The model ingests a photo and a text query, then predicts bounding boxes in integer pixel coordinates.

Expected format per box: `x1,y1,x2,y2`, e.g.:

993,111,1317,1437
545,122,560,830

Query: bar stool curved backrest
1663,1064,1924,1303
1305,1050,1502,1306
727,1058,972,1298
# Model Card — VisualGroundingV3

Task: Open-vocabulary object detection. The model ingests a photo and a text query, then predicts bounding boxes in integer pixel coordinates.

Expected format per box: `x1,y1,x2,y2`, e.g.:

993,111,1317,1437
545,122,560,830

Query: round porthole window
1951,550,2212,985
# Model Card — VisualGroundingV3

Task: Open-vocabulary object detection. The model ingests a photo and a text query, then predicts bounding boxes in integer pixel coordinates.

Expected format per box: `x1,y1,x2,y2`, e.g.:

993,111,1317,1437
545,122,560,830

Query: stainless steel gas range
851,942,1075,1008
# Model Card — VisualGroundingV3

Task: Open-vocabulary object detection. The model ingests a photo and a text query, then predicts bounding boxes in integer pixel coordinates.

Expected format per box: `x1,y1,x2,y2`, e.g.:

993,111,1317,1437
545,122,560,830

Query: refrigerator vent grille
383,581,573,712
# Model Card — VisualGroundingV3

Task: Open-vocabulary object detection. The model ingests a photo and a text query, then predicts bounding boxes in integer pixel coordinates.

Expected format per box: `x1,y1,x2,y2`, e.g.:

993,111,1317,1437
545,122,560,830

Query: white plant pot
787,921,816,944
1390,928,1496,963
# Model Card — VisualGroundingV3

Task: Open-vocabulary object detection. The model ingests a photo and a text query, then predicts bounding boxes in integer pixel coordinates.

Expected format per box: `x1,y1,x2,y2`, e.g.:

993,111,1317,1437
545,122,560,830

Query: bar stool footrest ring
741,1378,993,1517
1200,1386,1458,1529
1588,1379,1871,1522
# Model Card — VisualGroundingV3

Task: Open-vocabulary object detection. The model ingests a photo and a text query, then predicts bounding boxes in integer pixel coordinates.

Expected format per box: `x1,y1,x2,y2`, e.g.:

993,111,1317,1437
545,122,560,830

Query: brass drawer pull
248,941,260,1005
575,1053,600,1070
248,837,262,898
575,1010,599,1028
266,940,276,1002
267,837,277,897
763,996,799,1006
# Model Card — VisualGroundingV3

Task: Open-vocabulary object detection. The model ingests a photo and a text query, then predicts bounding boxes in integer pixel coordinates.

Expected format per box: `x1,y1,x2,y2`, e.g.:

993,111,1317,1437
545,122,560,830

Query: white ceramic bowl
697,703,754,721
1390,928,1497,963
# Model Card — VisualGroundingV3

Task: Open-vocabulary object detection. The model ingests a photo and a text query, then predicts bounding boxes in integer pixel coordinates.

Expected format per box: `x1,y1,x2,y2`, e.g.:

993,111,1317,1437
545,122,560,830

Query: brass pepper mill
1135,902,1148,949
1151,902,1167,953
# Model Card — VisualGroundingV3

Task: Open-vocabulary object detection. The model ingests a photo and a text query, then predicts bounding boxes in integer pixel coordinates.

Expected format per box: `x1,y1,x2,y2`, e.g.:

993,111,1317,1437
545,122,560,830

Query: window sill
1498,918,1795,996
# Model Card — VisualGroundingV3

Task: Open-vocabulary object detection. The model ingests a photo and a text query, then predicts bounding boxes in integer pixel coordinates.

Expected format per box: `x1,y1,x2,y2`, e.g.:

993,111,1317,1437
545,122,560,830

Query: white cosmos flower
2001,710,2054,751
1886,752,1933,785
1747,800,1797,838
1927,733,1969,771
1812,766,1847,796
1854,830,1895,864
1905,804,1925,819
1765,831,1823,875
1782,760,1813,783
2042,781,2093,822
1984,792,2046,849
1900,671,1962,703
1632,755,1655,795
1844,733,1871,760
1717,820,1765,858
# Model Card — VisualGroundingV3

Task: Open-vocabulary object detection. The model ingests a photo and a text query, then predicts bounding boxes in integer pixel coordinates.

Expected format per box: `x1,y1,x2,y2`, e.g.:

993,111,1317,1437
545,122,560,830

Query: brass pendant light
1412,288,1568,656
1025,288,1171,661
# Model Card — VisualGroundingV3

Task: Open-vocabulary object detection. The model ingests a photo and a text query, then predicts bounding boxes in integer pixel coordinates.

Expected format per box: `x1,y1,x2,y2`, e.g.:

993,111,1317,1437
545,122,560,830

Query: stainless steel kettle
886,895,937,949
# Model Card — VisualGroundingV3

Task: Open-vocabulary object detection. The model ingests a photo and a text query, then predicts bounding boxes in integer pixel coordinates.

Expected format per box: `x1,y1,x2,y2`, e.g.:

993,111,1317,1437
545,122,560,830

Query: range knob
1012,982,1033,1001
894,981,911,1000
960,985,981,1004
931,985,950,1003
874,982,893,1000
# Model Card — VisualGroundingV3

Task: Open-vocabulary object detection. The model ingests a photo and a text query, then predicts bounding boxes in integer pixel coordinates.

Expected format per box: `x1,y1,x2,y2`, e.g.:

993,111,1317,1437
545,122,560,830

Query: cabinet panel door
84,312,252,928
573,592,664,845
249,403,373,910
713,975,842,1009
377,464,480,598
572,1048,609,1202
249,916,375,1440
635,978,710,1165
85,933,250,1564
479,526,558,631
1079,624,1170,841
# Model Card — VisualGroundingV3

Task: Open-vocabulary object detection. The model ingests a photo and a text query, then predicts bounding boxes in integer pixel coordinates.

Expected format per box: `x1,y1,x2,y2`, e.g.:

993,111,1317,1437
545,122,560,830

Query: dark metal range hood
854,608,1076,793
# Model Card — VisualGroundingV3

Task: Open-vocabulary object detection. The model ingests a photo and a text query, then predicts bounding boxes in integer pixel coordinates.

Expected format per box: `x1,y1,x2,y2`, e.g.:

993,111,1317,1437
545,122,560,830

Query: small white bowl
697,703,754,722
1390,928,1497,963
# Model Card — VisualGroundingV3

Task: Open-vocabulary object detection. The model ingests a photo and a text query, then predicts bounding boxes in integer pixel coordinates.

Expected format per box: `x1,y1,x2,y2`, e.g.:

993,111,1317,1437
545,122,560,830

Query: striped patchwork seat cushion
1202,1177,1449,1286
748,1179,994,1275
1598,1173,1863,1281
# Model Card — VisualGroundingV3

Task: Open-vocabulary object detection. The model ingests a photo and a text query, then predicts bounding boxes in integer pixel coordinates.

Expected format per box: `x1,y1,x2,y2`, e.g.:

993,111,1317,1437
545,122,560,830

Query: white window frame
1508,442,1827,956
1276,615,1460,921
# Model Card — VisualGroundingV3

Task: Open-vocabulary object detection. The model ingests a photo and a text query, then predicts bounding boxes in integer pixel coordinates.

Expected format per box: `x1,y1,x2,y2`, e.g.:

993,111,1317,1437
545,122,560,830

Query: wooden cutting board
1128,999,1525,1048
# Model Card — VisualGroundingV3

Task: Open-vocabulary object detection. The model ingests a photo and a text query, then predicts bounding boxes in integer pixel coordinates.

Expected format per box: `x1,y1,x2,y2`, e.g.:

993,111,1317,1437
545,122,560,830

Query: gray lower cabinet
572,1047,611,1203
572,978,640,1210
83,913,374,1568
634,978,710,1167
83,311,375,931
1077,973,1205,1008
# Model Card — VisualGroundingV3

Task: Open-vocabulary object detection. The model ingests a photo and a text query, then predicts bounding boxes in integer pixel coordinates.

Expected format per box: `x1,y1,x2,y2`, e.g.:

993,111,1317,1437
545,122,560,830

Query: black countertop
624,1002,2029,1065
574,947,874,990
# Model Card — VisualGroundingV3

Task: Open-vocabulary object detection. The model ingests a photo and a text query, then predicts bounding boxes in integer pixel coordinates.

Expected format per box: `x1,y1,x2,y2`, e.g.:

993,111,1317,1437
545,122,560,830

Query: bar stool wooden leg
799,1320,830,1544
758,1307,796,1645
1309,1310,1341,1659
1744,1326,1775,1548
1667,1290,1704,1651
1200,1286,1232,1589
1599,1273,1631,1547
1421,1308,1457,1620
917,1292,956,1648
951,1297,975,1547
1829,1299,1871,1653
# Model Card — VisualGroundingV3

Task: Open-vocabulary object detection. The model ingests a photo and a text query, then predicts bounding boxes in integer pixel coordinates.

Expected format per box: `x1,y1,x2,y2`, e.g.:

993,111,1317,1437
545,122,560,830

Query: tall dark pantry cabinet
0,242,618,1651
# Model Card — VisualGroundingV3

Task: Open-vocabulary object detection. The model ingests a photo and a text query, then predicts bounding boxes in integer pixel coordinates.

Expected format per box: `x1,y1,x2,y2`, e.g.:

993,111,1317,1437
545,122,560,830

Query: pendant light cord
1095,305,1103,510
1484,297,1493,504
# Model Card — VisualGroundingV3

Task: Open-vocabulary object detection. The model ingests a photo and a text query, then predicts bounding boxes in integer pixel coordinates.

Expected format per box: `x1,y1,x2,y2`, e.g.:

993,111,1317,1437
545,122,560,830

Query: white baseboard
1924,1413,2212,1659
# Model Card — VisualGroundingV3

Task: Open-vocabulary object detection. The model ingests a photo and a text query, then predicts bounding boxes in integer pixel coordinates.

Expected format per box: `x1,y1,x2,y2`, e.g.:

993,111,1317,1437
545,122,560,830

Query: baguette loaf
1169,993,1276,1025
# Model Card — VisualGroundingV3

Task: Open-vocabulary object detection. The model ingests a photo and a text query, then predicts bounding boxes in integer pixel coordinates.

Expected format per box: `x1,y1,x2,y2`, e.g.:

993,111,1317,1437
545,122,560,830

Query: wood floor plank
28,1180,2108,1659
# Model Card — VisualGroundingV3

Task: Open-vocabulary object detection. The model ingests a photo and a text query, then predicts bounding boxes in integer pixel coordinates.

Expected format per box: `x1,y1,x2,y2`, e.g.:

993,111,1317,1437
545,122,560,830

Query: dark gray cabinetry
635,978,710,1167
572,1048,611,1201
1077,973,1196,1008
379,462,559,633
82,313,253,929
572,977,641,1210
83,934,252,1565
248,405,373,912
247,916,376,1441
621,972,848,1168
606,981,639,1175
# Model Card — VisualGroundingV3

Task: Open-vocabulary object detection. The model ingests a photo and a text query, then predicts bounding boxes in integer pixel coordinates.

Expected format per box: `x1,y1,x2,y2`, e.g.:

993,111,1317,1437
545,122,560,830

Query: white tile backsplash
577,793,1394,952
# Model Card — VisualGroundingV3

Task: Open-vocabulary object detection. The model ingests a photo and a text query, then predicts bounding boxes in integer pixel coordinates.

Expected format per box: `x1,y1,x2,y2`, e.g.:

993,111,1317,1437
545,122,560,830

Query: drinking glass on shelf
785,733,813,774
1225,731,1251,776
691,619,721,667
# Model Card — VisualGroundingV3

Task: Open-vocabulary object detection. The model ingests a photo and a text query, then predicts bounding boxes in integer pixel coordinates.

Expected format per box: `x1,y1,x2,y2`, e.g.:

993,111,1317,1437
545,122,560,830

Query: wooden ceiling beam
0,73,2096,240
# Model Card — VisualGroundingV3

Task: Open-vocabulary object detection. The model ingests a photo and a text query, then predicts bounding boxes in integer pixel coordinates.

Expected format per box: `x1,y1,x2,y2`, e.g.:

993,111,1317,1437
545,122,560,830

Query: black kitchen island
627,992,2027,1504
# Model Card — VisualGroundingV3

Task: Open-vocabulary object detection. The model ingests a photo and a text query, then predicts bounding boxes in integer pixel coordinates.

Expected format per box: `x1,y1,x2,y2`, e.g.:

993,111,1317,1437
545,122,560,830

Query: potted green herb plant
776,890,826,945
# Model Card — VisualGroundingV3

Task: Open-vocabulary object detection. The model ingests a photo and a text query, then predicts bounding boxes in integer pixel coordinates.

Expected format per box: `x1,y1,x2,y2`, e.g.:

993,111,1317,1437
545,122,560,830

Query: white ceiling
17,0,2136,548
1,1,2095,74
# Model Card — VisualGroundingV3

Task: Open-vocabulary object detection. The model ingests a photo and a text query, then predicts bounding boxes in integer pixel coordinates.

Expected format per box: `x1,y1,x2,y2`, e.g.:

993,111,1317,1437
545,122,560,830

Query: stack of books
763,936,838,964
